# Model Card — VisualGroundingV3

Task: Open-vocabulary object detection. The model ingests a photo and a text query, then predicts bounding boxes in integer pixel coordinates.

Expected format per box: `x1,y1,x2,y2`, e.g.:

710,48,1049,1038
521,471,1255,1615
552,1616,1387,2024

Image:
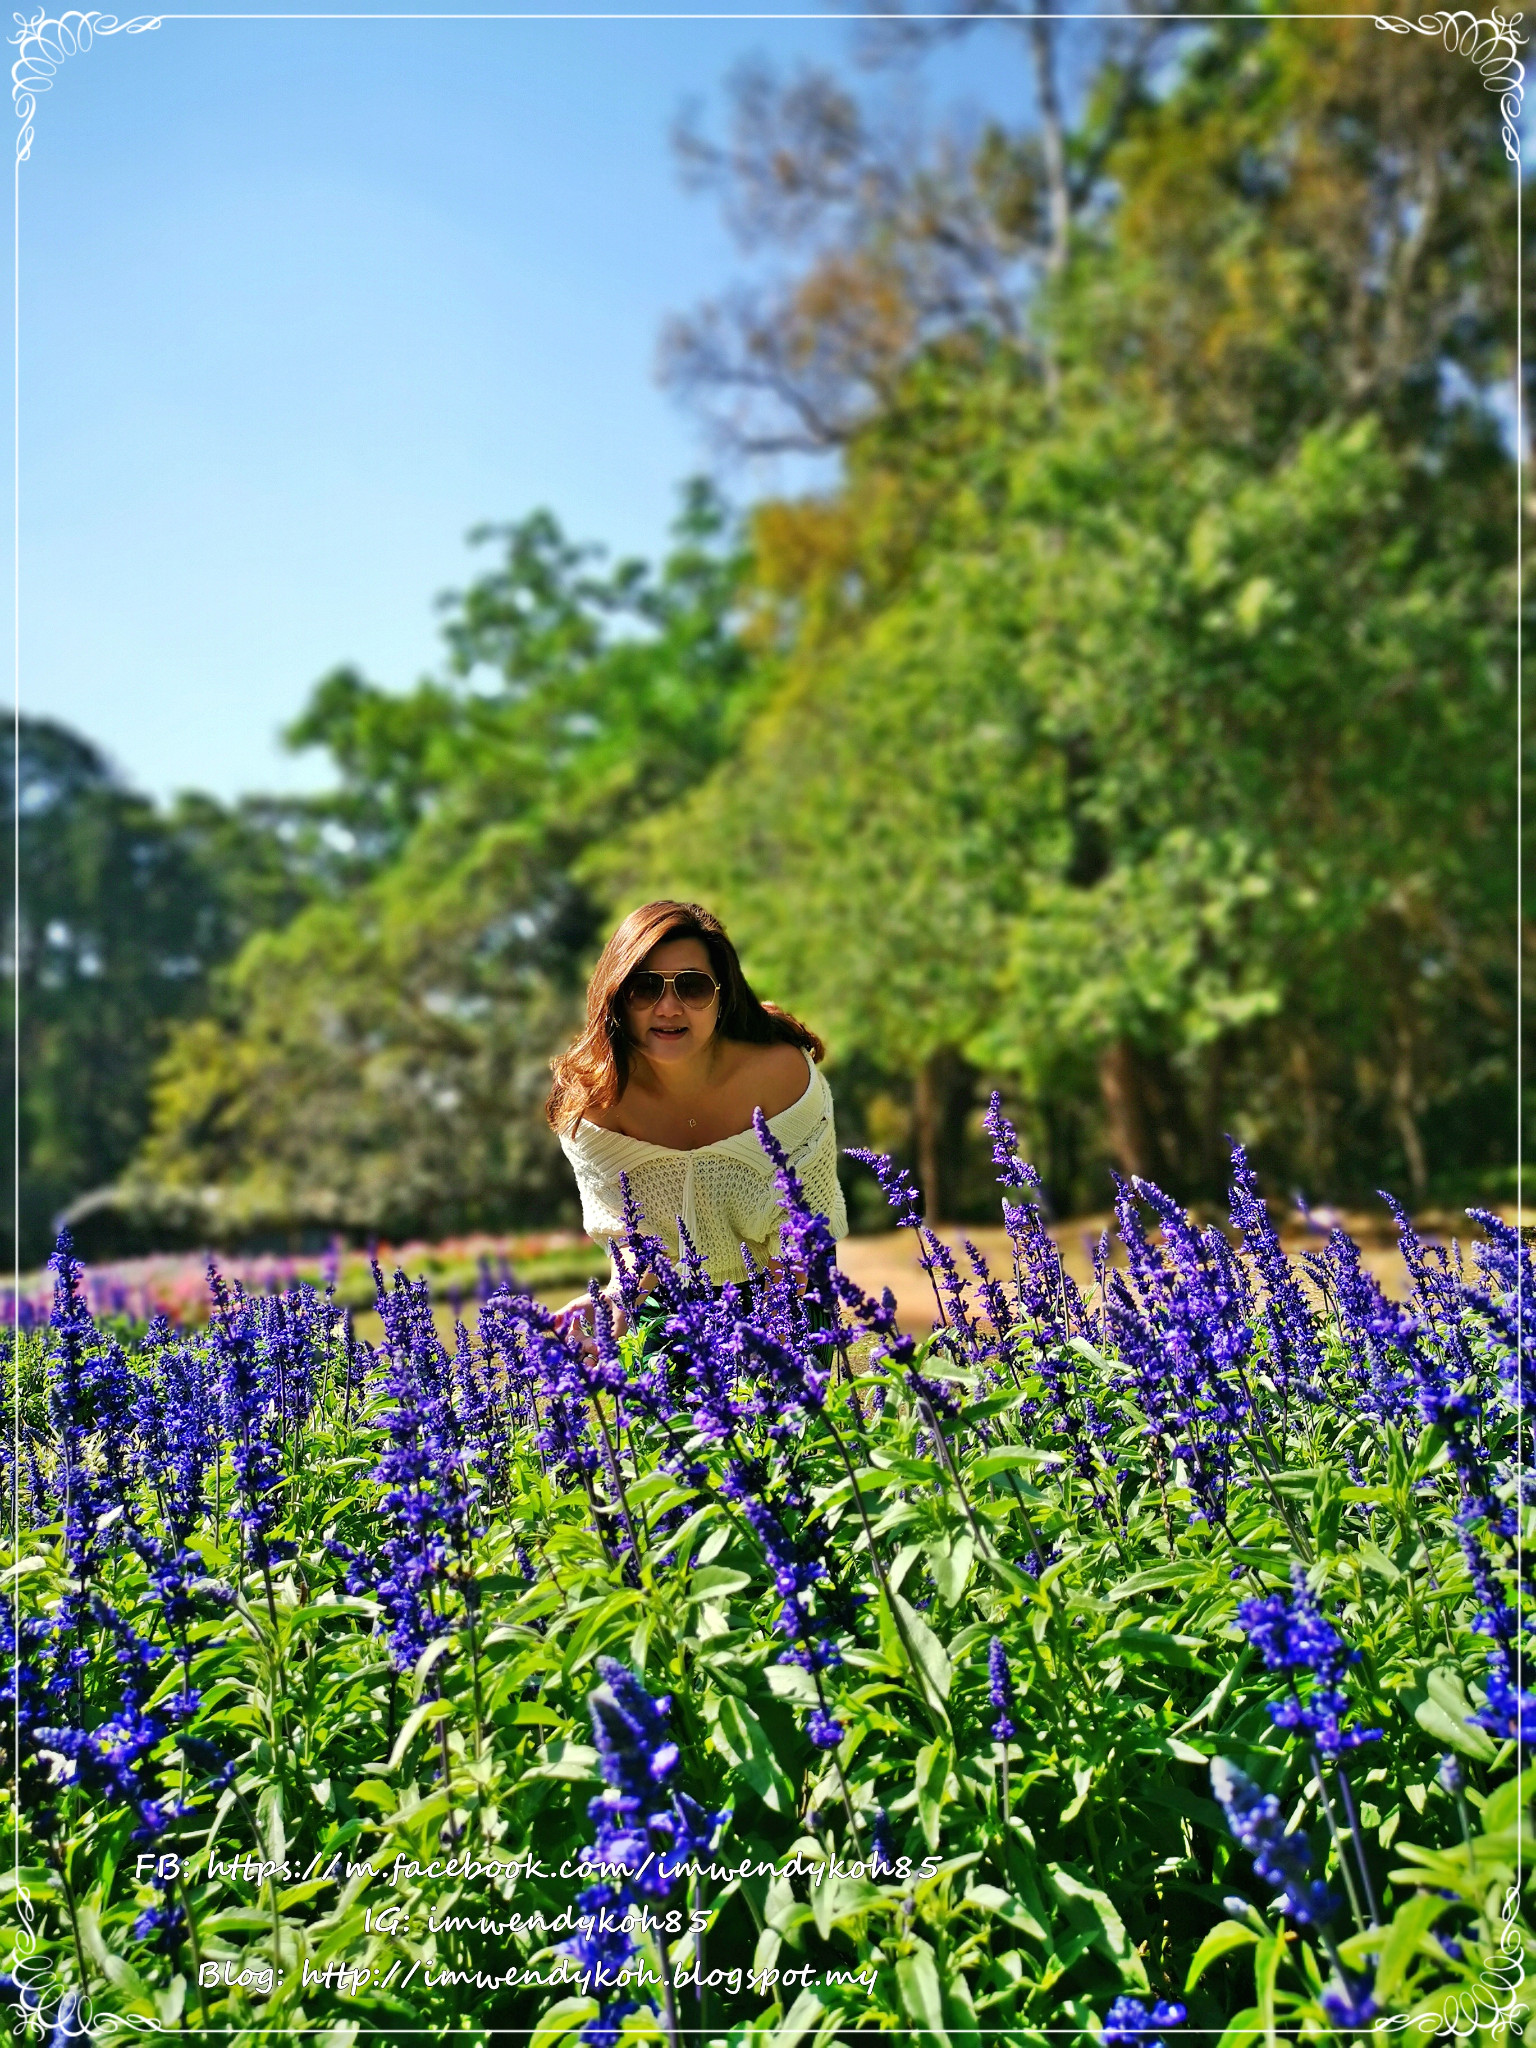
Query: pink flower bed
7,1228,596,1331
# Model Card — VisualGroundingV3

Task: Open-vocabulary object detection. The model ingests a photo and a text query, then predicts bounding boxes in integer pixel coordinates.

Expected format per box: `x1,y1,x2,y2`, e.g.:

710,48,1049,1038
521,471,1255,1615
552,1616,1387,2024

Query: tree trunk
1390,1031,1428,1205
1198,1036,1228,1198
1026,2,1069,406
1098,1036,1155,1182
1027,2,1071,275
914,1047,975,1223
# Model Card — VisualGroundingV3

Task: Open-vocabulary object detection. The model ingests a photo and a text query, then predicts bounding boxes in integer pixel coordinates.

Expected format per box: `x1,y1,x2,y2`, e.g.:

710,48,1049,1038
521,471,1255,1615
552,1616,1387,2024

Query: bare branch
662,58,1045,453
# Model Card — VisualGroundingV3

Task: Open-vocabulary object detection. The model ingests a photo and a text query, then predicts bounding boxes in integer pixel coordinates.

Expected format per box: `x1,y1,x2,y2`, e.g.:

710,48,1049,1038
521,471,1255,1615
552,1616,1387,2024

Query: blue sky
13,2,1066,802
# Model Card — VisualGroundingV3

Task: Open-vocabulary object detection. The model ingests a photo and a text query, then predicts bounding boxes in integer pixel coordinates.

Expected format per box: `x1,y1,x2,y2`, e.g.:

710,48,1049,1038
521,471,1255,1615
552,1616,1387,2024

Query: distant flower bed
3,1104,1528,2044
4,1229,609,1332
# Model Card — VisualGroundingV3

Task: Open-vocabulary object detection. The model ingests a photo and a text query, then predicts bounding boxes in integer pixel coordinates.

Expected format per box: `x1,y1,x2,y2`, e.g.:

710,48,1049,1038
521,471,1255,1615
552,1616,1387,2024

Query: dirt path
355,1204,1495,1347
832,1214,1420,1328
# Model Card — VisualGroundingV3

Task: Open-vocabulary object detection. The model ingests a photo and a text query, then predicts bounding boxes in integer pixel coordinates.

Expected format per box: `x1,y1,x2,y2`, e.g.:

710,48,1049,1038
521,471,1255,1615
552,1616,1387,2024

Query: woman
547,900,848,1320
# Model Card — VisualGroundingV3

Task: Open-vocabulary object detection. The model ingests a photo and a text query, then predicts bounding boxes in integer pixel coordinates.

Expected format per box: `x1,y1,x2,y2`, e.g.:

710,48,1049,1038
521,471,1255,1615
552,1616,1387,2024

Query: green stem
591,1389,644,1563
1310,1749,1365,1935
822,1416,944,1724
177,1871,212,2032
53,1847,90,1994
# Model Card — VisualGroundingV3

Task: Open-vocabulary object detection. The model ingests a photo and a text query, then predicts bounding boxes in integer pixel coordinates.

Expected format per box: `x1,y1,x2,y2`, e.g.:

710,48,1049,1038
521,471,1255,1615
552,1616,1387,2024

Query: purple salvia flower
1100,1996,1187,2048
1470,1653,1534,1746
1229,1144,1324,1399
806,1707,845,1749
1108,1178,1254,1529
963,1240,1014,1364
207,1266,291,1571
1211,1758,1335,1925
1320,1975,1378,2029
987,1637,1016,1742
564,1660,727,2046
1236,1566,1380,1761
1302,1227,1416,1423
982,1093,1041,1193
868,1805,897,1876
845,1146,923,1228
922,1231,988,1366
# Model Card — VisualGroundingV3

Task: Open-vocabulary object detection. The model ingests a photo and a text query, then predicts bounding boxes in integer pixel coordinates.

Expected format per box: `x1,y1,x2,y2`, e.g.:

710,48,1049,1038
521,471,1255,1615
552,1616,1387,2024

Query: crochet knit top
558,1047,849,1284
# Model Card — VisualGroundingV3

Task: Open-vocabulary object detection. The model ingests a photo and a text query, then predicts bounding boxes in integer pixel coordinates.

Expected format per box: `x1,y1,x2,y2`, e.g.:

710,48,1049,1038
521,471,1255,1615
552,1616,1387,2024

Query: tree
1056,13,1518,462
616,14,1518,1213
660,8,1197,450
129,485,762,1242
1,721,324,1264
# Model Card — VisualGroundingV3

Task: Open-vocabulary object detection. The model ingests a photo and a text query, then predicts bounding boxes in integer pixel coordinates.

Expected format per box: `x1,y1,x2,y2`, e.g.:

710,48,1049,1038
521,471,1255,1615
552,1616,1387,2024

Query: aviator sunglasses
624,969,721,1009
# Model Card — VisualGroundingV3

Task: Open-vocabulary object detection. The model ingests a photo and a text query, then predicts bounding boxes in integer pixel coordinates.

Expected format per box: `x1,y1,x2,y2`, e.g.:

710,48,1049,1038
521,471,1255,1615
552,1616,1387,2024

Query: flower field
4,1101,1529,2046
3,1232,609,1336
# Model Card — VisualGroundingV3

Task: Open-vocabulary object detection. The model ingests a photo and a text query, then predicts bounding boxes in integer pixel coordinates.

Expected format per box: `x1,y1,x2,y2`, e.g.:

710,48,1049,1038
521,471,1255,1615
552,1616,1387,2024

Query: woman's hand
551,1290,628,1352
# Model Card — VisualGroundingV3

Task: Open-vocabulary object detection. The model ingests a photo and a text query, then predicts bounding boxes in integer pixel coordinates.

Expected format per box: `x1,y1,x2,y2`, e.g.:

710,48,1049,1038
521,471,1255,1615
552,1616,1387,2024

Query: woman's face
623,935,721,1066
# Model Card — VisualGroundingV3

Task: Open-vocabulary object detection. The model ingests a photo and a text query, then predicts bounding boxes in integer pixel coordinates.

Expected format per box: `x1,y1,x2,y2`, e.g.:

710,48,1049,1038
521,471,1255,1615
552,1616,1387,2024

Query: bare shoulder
733,1039,814,1120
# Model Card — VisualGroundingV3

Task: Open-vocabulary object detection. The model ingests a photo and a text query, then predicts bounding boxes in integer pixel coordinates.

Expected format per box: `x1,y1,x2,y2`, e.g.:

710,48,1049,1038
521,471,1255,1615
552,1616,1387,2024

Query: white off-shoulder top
558,1047,849,1285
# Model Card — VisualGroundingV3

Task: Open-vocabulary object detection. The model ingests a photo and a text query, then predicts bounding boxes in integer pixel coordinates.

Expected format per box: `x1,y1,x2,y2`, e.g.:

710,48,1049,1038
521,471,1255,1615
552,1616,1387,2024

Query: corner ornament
1372,1885,1529,2040
1374,7,1526,161
3,1880,169,2037
12,5,160,165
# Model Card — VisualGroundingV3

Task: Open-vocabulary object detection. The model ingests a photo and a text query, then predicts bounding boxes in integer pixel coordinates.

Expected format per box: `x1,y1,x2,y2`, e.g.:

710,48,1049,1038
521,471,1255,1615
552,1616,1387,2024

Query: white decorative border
11,5,161,164
1374,6,1527,160
1373,1885,1528,2039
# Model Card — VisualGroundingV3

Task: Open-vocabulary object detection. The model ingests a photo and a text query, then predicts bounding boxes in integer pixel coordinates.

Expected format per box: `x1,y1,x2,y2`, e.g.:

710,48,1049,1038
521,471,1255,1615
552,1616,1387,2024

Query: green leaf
1108,1560,1213,1600
1092,1626,1215,1673
521,1738,601,1784
382,1695,453,1774
1047,1867,1148,1990
1186,1920,1260,1989
1213,2010,1265,2048
1480,1778,1525,1836
774,1986,828,2048
915,1737,954,1852
870,1451,945,1484
1403,1665,1498,1762
687,1565,755,1602
709,1694,795,1813
527,1997,599,2048
969,1446,1063,1481
647,1502,722,1566
765,1662,818,1703
890,1542,925,1596
1353,1539,1402,1585
1254,1931,1284,2048
895,1941,950,2046
1059,1762,1094,1825
927,1531,974,1607
410,1634,456,1698
890,1590,952,1703
349,1778,396,1812
1368,1890,1447,2005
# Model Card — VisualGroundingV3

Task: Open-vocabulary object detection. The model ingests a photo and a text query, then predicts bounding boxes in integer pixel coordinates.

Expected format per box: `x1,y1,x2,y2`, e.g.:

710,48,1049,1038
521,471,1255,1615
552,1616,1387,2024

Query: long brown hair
546,900,825,1133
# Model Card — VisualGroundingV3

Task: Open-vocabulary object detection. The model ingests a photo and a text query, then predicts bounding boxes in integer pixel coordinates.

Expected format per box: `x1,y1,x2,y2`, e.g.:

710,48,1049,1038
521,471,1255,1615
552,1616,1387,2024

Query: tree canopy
603,10,1520,1210
3,722,328,1263
127,485,761,1244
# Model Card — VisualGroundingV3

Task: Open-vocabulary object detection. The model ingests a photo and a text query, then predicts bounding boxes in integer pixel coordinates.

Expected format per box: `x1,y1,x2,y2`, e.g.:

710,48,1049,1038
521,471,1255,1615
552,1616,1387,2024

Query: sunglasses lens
627,973,665,1006
676,972,718,1008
